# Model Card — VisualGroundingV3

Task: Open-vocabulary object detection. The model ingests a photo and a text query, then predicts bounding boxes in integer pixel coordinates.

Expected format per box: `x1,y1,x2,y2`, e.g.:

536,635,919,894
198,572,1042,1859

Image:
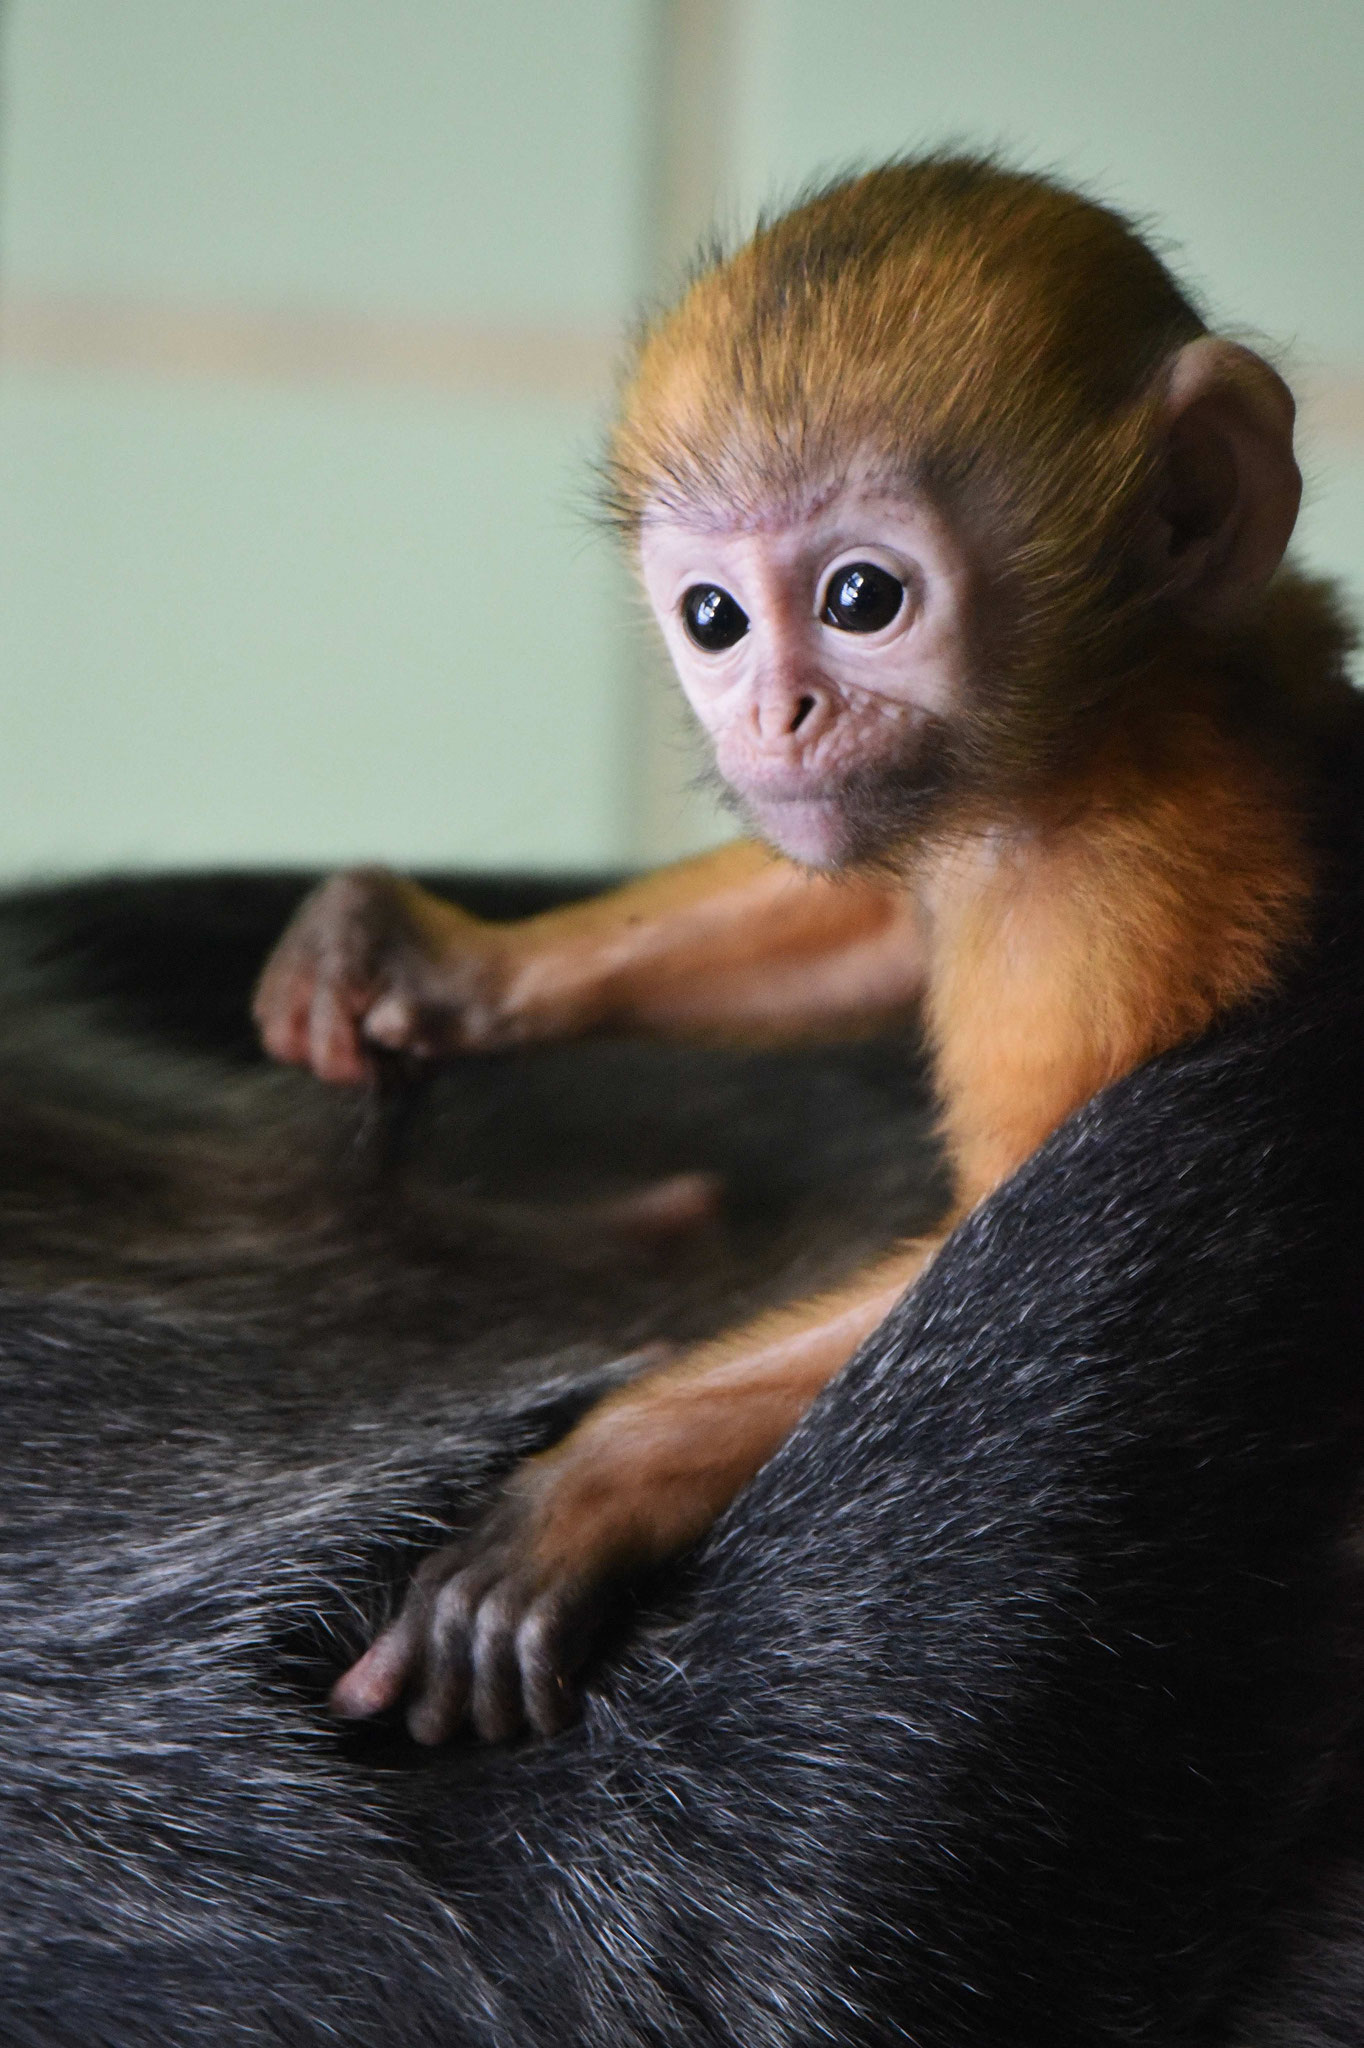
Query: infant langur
255,156,1357,1744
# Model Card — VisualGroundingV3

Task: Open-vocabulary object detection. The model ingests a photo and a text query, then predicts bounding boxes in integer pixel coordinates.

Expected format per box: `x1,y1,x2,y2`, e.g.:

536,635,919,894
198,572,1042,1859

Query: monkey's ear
1151,336,1301,624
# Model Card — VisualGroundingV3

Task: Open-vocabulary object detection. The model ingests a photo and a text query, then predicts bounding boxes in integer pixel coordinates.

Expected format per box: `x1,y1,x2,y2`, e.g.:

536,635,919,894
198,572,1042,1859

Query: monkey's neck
918,669,1322,1213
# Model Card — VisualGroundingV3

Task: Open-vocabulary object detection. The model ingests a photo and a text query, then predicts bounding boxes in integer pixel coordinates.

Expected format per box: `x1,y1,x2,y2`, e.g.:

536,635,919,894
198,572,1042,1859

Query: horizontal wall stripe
1298,368,1364,454
0,291,620,401
2,291,1364,453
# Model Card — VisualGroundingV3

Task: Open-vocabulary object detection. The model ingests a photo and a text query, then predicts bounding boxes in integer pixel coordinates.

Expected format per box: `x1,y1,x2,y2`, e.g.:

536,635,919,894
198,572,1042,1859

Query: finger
330,1606,425,1720
405,1575,478,1747
254,964,315,1067
368,992,477,1062
258,1008,309,1067
309,985,374,1086
469,1586,532,1744
517,1586,600,1740
362,992,421,1051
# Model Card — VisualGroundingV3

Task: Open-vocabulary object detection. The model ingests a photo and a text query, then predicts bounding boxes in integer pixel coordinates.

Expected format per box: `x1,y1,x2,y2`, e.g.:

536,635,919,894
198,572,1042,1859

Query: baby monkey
255,156,1359,1744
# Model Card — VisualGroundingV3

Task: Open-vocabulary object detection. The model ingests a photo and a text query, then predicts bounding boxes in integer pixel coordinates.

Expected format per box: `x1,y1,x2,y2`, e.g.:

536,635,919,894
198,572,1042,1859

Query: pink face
639,485,977,868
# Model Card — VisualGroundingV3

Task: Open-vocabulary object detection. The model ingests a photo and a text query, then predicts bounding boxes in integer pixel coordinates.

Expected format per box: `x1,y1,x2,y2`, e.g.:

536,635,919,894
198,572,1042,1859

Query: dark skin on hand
255,157,1344,1743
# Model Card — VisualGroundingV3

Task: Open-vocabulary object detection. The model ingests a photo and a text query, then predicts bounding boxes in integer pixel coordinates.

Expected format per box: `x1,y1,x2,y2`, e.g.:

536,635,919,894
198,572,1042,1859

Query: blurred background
0,0,1360,884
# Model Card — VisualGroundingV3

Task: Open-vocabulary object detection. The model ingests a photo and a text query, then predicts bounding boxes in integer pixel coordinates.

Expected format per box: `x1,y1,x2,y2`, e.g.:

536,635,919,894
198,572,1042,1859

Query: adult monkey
255,156,1360,1744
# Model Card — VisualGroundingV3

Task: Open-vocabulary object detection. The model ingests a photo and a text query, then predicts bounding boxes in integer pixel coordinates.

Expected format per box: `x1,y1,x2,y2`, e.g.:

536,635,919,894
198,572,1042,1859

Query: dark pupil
682,585,749,651
822,562,904,633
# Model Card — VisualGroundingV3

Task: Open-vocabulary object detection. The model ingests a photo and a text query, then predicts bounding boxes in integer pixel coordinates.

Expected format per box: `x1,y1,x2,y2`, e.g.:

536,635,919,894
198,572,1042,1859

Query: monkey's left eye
682,585,749,651
821,562,905,633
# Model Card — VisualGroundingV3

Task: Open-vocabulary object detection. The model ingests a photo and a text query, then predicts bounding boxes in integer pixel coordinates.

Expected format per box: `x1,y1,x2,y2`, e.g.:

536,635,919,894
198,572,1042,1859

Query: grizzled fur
0,869,1361,2044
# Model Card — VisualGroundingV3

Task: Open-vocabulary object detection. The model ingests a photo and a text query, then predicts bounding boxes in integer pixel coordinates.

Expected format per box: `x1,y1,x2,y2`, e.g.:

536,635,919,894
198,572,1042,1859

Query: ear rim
1157,335,1302,626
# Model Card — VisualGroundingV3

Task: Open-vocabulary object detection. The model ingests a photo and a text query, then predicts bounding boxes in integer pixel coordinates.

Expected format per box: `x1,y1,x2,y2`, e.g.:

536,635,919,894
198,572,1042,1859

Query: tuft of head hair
605,155,1205,529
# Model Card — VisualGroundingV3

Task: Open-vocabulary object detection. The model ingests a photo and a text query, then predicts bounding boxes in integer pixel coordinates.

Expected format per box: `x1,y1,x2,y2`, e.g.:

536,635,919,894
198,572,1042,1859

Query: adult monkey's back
5,879,1364,2043
256,156,1364,1749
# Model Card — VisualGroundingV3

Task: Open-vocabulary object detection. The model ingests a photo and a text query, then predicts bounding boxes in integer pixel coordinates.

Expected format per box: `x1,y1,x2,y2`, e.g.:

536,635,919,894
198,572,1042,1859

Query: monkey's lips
731,745,954,869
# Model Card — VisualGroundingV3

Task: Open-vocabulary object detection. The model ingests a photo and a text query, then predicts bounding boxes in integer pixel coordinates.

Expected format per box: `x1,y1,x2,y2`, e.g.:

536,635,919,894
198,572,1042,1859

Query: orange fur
520,1243,932,1580
923,703,1315,1205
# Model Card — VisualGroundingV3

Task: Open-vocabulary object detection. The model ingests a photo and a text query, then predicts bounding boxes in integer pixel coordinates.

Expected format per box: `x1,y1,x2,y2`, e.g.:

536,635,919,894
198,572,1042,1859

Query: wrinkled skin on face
639,483,980,870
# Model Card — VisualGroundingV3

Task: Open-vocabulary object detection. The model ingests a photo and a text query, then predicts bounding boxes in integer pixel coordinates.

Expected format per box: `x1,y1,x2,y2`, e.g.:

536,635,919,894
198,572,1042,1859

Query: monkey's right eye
682,585,749,651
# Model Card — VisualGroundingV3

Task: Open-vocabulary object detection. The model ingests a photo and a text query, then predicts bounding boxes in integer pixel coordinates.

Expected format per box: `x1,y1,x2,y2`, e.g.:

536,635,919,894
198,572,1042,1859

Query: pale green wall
728,1,1364,350
0,378,629,869
1,1,1361,882
0,0,654,878
2,1,650,319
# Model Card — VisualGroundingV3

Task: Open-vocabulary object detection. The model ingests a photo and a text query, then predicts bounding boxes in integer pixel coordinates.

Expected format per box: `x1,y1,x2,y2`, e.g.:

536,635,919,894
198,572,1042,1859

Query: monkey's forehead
634,462,924,539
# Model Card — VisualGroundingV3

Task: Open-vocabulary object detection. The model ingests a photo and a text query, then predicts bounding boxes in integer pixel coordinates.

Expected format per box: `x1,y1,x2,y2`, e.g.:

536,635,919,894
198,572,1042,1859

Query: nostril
789,695,817,733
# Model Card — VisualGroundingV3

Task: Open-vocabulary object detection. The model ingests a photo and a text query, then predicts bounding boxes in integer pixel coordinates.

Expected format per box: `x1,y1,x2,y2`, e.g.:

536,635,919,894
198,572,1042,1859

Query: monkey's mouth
716,739,956,870
701,758,863,861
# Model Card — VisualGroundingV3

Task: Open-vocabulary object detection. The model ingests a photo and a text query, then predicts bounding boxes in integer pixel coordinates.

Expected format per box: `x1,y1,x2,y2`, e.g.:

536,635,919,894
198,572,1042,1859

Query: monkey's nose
752,680,831,747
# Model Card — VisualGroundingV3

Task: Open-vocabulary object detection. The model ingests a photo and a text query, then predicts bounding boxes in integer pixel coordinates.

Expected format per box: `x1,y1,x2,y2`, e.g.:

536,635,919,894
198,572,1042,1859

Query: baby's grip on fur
0,854,1361,2043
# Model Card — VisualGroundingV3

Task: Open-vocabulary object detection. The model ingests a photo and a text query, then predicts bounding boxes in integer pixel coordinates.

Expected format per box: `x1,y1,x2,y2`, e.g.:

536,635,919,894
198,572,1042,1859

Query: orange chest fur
915,763,1313,1211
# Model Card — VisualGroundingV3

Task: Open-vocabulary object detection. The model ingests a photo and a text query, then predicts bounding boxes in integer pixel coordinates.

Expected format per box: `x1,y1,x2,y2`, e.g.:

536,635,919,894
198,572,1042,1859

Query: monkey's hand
253,867,525,1083
255,846,929,1083
330,1247,930,1742
327,1395,728,1744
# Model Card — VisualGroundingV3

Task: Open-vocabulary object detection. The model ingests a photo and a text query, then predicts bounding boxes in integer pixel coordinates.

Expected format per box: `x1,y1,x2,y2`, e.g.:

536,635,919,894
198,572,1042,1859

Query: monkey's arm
330,1236,937,1743
254,843,926,1083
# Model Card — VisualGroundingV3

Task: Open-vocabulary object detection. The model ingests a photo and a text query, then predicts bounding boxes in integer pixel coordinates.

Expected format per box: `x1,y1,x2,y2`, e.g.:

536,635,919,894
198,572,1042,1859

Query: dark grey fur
0,860,1360,2045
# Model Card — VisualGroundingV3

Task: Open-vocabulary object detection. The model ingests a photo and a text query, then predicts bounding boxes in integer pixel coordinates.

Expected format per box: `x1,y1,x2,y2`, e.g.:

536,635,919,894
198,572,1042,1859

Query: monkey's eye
820,562,905,633
682,584,749,651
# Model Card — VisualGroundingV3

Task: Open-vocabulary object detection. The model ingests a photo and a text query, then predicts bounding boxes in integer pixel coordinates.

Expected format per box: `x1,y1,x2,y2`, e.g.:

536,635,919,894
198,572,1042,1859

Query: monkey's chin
742,797,853,870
